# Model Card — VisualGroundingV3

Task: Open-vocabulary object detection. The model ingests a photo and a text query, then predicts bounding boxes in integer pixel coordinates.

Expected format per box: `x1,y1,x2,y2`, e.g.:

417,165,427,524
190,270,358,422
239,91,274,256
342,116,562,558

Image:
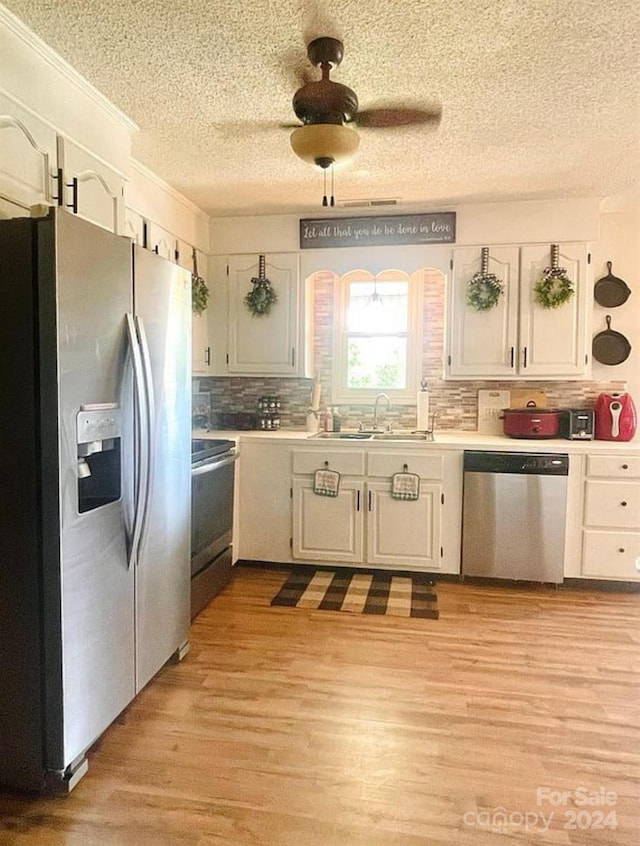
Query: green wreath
466,271,504,311
534,269,574,309
244,279,278,316
192,273,209,316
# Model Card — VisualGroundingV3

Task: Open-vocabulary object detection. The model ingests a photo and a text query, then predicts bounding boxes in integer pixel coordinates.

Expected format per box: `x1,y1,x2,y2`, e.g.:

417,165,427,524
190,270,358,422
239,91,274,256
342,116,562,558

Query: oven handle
191,452,239,476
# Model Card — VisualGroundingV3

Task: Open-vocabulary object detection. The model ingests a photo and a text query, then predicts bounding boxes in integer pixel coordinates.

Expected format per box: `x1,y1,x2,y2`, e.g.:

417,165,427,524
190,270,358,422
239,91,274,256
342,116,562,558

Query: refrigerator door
133,246,191,691
43,210,136,770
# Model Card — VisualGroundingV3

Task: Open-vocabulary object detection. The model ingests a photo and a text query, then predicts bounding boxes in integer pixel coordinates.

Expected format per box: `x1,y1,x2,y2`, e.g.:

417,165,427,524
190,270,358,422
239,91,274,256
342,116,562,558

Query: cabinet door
519,243,589,377
448,246,519,378
0,95,57,212
366,481,441,570
189,248,212,375
192,311,212,375
228,253,300,375
292,478,364,563
57,137,125,234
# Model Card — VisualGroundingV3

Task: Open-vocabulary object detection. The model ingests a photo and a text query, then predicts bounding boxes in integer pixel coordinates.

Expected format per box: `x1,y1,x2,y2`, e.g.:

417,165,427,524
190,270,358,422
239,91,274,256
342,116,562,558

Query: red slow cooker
502,407,560,439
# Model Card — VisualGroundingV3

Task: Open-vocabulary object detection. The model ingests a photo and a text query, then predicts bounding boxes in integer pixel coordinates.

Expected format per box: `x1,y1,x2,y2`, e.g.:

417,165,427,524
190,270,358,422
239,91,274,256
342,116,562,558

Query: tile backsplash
194,269,626,431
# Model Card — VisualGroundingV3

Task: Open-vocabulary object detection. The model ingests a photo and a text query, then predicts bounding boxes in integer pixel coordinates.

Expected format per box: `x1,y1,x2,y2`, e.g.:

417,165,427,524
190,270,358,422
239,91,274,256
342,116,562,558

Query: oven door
191,450,237,577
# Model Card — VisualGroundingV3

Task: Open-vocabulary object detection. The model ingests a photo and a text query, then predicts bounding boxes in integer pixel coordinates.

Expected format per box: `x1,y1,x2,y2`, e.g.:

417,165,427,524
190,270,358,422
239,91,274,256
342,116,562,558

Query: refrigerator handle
135,315,156,562
126,314,149,569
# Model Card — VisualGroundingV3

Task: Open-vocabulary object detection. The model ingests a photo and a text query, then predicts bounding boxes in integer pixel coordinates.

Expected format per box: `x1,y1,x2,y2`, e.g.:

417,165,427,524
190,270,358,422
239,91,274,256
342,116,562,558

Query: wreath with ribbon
466,247,504,311
244,254,278,316
534,244,574,309
191,248,209,315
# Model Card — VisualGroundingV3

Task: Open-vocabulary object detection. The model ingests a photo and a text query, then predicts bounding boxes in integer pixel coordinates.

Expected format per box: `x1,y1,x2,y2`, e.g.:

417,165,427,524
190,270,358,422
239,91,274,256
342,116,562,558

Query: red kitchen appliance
502,407,560,439
594,392,637,441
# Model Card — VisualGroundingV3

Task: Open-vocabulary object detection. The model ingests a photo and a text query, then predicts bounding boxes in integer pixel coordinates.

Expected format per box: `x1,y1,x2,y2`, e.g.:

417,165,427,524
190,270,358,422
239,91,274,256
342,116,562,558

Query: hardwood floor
1,567,639,845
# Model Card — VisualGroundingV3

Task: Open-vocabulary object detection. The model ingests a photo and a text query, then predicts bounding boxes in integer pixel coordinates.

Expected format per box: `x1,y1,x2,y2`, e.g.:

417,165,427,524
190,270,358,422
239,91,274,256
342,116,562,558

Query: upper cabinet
0,94,57,215
226,253,307,376
57,136,125,234
447,242,590,380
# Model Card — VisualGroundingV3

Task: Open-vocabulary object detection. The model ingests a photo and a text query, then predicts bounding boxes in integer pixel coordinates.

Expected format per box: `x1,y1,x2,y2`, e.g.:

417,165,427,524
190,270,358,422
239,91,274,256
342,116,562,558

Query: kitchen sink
309,431,433,441
309,432,373,440
372,433,433,441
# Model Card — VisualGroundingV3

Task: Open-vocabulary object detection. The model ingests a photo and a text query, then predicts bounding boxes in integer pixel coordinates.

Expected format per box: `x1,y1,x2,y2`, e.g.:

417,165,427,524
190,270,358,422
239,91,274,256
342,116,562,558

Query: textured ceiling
4,0,640,217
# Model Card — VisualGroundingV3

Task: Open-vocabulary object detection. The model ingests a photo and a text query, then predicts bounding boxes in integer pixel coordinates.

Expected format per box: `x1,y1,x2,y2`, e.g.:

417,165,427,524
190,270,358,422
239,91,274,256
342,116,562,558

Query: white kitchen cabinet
227,253,303,376
0,94,58,213
56,136,125,234
292,479,364,563
189,248,212,376
579,453,640,581
366,481,441,569
291,447,460,573
447,243,590,379
448,246,519,378
237,440,294,564
192,312,212,376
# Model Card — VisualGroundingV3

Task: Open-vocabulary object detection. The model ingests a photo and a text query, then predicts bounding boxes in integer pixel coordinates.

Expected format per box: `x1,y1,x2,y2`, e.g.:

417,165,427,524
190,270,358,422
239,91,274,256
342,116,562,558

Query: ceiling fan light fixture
290,123,360,168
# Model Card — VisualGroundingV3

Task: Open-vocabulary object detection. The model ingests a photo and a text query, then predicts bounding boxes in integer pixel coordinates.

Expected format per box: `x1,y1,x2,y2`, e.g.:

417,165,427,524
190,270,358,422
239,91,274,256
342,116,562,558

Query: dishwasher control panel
463,451,569,475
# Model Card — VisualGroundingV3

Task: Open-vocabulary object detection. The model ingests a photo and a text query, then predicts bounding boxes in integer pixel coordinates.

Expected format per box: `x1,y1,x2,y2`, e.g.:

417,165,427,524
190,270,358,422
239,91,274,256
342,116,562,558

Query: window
332,269,423,404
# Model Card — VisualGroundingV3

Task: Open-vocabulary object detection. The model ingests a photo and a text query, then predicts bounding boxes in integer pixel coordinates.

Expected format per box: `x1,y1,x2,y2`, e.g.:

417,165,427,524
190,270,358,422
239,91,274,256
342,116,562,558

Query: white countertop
192,428,640,454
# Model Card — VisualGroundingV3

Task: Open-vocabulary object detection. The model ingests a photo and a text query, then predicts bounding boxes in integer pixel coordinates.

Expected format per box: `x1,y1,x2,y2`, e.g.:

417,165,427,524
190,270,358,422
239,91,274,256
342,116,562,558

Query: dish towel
314,466,340,497
391,469,420,501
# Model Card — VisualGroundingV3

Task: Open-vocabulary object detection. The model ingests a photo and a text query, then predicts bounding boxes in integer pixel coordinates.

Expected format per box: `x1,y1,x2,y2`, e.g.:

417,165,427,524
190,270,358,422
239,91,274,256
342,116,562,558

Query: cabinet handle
53,168,64,206
356,490,360,511
291,347,295,367
205,346,211,366
621,501,628,507
510,346,515,368
618,548,626,553
66,176,78,214
368,490,372,511
622,464,629,470
522,346,528,368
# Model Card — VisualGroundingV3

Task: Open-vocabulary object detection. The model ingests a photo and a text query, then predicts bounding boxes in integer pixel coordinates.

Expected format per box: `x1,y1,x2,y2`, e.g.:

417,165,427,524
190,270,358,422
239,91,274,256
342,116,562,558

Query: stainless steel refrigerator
0,208,191,791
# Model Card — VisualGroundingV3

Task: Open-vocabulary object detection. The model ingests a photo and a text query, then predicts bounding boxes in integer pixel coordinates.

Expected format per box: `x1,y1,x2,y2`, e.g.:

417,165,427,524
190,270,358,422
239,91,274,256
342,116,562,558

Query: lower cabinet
291,447,461,573
292,479,364,563
366,481,441,569
580,454,640,581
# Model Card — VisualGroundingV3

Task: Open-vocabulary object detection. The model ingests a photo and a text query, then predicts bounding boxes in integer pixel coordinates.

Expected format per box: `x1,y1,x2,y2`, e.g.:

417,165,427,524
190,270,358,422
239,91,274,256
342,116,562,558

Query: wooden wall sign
299,212,456,249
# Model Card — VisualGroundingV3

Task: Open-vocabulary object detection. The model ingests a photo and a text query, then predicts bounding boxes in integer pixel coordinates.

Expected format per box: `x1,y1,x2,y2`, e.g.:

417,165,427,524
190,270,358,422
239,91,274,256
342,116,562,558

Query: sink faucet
372,393,392,431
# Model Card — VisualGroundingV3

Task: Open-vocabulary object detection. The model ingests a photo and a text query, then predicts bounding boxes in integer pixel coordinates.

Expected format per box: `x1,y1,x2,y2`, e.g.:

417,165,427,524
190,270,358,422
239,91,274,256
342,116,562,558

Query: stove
191,438,234,465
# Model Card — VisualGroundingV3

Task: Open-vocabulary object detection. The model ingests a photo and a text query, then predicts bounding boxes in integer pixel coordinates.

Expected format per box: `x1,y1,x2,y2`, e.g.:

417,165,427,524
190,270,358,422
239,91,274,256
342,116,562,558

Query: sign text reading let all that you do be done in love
299,212,456,249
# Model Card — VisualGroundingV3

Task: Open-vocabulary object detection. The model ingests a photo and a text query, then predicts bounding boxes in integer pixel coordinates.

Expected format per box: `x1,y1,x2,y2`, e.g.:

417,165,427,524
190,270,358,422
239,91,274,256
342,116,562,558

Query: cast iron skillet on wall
592,315,632,365
594,261,631,307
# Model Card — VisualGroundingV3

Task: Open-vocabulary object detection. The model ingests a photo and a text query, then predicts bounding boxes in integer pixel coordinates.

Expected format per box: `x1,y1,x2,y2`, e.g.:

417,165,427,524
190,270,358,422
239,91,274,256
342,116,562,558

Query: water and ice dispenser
76,403,121,513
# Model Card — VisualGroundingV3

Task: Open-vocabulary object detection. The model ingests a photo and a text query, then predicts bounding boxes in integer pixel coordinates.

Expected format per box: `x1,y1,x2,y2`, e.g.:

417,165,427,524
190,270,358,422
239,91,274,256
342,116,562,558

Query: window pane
347,337,407,389
348,281,408,333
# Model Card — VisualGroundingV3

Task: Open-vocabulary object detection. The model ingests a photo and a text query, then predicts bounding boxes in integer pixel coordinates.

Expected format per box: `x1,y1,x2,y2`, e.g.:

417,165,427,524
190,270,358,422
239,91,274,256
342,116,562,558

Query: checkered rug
270,569,438,619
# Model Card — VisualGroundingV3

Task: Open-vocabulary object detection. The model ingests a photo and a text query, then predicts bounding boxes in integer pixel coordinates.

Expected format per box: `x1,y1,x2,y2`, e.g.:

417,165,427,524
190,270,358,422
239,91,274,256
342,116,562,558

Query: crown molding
0,4,138,132
130,159,209,222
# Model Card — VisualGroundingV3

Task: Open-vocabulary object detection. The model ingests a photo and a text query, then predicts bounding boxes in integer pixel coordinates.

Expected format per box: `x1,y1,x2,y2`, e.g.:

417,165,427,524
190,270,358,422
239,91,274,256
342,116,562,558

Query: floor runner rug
271,569,438,619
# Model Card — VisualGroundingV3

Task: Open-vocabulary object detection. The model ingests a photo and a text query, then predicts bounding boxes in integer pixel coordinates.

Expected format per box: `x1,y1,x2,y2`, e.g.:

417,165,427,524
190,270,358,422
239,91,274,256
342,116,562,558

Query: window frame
332,268,424,405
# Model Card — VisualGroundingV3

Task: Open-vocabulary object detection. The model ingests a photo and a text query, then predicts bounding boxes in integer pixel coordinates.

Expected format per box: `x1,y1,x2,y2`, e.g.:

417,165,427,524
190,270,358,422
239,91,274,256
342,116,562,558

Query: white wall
209,198,601,255
592,202,640,404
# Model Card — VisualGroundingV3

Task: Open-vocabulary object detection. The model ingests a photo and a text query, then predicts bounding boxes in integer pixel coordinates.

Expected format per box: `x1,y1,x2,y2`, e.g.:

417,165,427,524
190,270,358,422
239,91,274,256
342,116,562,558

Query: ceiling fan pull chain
330,164,335,207
322,169,328,206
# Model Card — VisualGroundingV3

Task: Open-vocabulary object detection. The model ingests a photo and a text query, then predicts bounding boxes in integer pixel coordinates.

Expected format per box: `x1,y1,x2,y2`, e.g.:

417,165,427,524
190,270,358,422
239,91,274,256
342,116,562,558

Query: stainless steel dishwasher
462,451,569,583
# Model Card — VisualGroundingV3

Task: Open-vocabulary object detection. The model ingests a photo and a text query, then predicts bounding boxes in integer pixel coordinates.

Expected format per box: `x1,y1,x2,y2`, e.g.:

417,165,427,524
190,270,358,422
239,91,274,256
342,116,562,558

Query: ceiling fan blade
278,46,316,90
355,105,442,129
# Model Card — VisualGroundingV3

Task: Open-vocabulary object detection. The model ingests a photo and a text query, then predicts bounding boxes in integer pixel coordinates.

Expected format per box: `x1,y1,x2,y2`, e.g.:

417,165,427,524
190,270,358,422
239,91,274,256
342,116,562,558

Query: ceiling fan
286,36,441,205
290,36,441,131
